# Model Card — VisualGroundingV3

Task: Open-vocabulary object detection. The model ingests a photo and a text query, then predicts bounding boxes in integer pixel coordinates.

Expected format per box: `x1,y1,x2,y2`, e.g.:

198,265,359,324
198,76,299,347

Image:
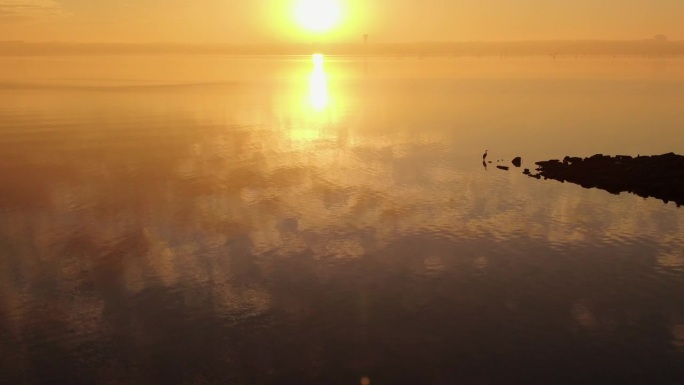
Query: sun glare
309,54,328,110
295,0,342,33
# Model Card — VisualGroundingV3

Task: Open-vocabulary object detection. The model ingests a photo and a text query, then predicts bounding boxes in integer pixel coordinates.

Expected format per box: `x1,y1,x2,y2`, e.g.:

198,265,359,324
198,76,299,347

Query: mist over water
1,55,684,384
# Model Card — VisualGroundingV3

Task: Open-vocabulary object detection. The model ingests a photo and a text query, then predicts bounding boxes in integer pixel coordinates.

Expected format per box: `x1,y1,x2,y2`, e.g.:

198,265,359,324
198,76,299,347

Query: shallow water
1,55,684,384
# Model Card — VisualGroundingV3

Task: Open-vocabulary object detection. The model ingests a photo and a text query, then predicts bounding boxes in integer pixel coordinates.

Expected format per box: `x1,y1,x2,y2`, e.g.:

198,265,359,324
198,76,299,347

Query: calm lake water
1,55,684,384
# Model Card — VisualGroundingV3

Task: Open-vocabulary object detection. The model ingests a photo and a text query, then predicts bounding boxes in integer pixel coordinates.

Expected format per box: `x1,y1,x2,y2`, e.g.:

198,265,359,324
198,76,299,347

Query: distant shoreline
1,40,684,57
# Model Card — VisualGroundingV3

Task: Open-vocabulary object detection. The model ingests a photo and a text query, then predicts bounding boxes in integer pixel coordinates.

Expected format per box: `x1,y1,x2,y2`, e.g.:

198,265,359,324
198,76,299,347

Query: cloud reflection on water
1,57,684,383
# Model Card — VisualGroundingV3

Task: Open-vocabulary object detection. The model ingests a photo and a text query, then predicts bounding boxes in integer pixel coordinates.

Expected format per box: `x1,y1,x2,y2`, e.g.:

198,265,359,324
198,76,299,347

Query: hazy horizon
0,1,682,44
2,39,683,58
2,38,684,44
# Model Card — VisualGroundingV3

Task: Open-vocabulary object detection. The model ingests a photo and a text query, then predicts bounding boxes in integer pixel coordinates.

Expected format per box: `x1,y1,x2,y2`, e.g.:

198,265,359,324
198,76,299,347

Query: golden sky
0,0,682,43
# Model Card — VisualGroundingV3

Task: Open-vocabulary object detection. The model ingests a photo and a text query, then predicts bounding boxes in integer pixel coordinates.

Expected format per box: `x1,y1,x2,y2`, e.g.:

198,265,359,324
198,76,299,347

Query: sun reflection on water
309,53,329,111
287,53,336,143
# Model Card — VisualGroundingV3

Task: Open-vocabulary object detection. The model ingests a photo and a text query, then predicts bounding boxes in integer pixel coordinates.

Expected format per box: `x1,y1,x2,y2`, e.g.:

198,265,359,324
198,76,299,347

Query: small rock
523,168,530,174
496,165,509,171
512,157,522,167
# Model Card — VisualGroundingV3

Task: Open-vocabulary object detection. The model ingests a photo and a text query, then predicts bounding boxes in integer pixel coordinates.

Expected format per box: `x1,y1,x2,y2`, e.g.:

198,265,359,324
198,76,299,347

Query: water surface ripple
1,56,684,384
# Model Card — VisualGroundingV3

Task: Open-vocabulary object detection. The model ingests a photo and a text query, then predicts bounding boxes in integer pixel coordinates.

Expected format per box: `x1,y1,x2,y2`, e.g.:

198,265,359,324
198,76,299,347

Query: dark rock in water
563,156,582,165
512,157,522,167
528,153,684,207
535,159,561,167
588,153,607,161
496,165,509,171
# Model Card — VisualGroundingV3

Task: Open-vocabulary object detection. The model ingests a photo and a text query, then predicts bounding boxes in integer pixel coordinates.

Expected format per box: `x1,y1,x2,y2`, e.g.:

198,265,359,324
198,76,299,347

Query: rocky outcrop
527,153,684,206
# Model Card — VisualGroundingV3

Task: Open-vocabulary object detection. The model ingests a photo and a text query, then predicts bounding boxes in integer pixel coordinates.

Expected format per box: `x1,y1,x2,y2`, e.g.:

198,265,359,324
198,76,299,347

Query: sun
294,0,342,33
